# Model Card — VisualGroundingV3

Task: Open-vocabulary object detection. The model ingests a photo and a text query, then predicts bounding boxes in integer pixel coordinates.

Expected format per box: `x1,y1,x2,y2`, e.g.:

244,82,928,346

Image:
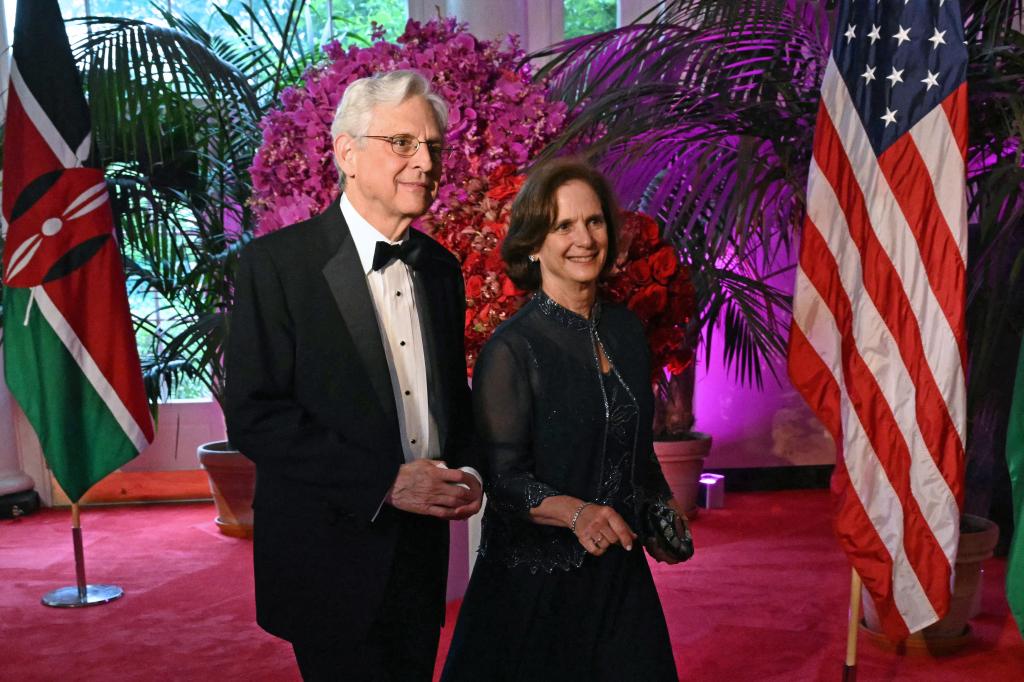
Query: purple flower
249,19,572,298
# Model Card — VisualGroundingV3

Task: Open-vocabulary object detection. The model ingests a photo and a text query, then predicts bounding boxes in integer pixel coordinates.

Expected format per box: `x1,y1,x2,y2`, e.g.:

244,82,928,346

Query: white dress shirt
341,193,438,464
339,196,481,512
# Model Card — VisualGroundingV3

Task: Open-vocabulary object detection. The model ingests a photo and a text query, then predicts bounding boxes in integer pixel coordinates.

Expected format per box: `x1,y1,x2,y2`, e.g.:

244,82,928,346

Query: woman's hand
572,503,637,556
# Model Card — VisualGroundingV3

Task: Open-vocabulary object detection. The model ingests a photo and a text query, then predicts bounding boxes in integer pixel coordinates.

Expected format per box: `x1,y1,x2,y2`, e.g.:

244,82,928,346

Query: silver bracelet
569,502,591,533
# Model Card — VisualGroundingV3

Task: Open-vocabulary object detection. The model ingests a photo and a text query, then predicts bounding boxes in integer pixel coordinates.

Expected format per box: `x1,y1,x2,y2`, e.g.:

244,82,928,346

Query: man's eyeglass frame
362,134,453,158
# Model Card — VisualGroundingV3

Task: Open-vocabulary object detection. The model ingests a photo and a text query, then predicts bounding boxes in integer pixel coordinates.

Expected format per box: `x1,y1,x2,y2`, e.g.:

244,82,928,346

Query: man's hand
449,472,483,520
387,459,482,519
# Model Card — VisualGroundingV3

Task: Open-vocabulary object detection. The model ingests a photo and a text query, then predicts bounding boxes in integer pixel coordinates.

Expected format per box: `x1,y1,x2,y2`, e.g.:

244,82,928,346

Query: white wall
0,342,36,497
409,0,666,52
412,0,565,54
8,395,225,506
617,0,662,26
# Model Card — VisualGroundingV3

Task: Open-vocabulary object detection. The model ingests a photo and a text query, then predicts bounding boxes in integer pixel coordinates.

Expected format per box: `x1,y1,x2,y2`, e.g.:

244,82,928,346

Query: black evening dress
441,292,678,682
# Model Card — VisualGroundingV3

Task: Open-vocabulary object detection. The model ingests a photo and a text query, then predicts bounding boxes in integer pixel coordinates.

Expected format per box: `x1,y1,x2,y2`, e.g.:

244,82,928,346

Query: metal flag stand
41,502,124,608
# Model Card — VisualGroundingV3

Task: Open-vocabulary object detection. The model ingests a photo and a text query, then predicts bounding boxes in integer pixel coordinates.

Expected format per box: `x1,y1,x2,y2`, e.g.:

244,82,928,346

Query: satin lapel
321,210,398,432
410,242,451,455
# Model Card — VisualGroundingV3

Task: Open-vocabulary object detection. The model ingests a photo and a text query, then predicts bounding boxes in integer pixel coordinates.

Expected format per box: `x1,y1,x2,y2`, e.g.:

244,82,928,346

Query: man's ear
333,134,358,179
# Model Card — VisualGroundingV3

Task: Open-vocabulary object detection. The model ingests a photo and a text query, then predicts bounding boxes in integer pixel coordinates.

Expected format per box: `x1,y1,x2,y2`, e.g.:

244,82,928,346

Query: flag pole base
41,584,123,608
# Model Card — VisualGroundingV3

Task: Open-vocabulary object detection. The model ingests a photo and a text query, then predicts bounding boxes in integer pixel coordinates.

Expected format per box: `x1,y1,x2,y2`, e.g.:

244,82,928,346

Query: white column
0,340,40,499
0,0,37,501
407,0,448,24
444,0,563,55
617,0,662,27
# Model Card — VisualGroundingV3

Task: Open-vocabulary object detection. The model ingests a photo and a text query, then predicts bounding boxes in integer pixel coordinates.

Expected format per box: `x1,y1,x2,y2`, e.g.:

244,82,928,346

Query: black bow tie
372,239,426,271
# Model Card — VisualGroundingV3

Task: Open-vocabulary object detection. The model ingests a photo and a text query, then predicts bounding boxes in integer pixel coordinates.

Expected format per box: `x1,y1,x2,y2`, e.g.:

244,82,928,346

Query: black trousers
292,511,445,682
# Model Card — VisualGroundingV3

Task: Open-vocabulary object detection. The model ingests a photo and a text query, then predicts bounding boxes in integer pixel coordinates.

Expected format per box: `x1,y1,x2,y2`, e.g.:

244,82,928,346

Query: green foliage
537,0,823,389
307,0,407,45
564,0,617,39
538,0,1024,404
62,1,403,404
69,0,341,407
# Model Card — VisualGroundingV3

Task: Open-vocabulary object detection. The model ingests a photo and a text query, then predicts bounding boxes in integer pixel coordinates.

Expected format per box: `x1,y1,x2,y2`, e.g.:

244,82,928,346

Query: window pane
85,0,168,25
308,0,407,46
57,1,88,19
564,0,616,39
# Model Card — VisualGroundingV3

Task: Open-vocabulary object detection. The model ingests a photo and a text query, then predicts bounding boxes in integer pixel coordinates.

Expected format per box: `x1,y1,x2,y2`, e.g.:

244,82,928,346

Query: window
37,2,406,401
309,0,407,46
564,0,616,39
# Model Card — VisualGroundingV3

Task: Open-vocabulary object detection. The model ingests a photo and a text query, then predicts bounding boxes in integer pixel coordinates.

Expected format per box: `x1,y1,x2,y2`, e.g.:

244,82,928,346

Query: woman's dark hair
501,158,620,291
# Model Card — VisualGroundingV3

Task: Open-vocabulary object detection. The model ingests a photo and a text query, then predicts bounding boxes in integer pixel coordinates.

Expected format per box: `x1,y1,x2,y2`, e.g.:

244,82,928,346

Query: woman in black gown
441,159,688,682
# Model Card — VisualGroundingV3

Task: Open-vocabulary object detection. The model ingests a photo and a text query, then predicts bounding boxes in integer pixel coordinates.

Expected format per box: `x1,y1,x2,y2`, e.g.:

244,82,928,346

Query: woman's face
532,180,609,291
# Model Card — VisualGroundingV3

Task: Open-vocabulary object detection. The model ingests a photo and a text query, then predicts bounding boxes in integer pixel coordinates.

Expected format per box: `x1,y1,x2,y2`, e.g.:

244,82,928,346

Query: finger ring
593,537,602,545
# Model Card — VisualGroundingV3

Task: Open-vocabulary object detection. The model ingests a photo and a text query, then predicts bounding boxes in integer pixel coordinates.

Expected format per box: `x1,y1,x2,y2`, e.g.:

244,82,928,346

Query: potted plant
532,1,798,514
94,12,571,531
63,0,329,535
246,19,571,342
531,0,1023,644
597,212,709,516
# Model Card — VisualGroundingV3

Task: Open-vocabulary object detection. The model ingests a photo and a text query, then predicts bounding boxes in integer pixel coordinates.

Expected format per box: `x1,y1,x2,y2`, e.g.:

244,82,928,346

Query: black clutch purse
642,500,694,562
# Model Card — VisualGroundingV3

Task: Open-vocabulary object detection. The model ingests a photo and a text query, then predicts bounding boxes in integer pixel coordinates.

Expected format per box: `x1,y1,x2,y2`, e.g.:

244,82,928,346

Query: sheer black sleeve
473,334,562,520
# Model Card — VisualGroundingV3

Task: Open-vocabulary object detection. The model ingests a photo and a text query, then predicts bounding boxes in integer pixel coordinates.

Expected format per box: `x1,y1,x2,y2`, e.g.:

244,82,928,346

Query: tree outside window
49,1,406,401
564,0,616,39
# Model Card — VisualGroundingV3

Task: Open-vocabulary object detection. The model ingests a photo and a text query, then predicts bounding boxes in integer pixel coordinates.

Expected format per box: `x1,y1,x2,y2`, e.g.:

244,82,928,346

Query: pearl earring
528,255,538,263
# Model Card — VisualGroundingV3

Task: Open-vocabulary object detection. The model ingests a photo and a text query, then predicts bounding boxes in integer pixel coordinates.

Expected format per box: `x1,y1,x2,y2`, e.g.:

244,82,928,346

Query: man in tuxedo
225,70,483,681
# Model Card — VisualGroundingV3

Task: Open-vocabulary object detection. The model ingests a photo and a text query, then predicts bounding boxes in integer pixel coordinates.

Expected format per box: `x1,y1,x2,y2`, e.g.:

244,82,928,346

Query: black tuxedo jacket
224,202,475,647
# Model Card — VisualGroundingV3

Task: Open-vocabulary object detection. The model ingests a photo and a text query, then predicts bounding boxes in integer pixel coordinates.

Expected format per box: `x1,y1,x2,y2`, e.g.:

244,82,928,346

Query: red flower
665,356,689,375
435,173,693,376
628,284,668,321
501,277,523,297
649,326,684,353
650,246,678,283
484,246,505,272
466,275,485,299
629,213,660,246
627,259,652,285
486,165,525,202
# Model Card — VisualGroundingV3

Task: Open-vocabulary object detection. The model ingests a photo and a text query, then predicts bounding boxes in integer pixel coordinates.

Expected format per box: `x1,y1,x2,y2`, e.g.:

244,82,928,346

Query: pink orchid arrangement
250,18,568,236
249,19,693,378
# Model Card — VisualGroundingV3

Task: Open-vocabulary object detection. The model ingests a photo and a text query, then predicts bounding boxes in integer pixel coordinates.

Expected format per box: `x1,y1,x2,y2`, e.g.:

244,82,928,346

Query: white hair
331,70,449,188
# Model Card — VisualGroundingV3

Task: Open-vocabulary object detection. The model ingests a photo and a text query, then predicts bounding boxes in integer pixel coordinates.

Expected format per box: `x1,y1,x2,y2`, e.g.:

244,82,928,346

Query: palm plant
70,0,332,407
532,0,826,435
532,0,1024,468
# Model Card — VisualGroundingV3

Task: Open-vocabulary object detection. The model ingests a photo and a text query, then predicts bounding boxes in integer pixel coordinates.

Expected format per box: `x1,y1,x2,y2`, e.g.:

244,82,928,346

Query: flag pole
41,502,124,607
843,568,862,681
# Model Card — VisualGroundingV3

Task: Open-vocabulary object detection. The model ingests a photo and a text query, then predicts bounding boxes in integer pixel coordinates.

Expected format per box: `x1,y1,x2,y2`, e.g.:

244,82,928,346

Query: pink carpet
1,490,1021,681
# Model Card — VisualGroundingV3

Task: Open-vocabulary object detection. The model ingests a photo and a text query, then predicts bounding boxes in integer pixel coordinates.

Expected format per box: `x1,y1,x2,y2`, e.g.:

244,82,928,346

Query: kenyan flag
2,0,153,502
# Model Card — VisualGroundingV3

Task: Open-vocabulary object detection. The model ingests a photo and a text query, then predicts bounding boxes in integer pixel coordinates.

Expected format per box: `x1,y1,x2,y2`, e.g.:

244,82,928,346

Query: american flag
788,0,968,640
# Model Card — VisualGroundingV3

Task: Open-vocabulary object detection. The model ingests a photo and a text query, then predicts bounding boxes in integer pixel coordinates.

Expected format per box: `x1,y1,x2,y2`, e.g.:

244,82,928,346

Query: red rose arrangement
425,168,695,379
420,165,529,372
601,212,696,379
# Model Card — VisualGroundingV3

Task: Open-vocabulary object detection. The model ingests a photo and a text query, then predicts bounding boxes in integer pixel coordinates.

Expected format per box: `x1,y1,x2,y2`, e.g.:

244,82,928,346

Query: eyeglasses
362,134,453,158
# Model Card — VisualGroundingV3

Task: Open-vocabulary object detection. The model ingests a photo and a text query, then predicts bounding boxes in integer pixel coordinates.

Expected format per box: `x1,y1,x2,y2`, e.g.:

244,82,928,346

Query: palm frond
537,0,827,386
63,2,329,408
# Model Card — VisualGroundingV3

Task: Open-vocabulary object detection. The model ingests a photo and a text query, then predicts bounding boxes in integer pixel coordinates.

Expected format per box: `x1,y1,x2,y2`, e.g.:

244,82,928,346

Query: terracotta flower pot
654,432,712,519
860,513,1000,653
197,441,255,538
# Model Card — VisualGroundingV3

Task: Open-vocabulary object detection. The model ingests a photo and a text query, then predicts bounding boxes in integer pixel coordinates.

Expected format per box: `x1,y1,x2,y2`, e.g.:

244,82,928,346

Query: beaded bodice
472,292,671,573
